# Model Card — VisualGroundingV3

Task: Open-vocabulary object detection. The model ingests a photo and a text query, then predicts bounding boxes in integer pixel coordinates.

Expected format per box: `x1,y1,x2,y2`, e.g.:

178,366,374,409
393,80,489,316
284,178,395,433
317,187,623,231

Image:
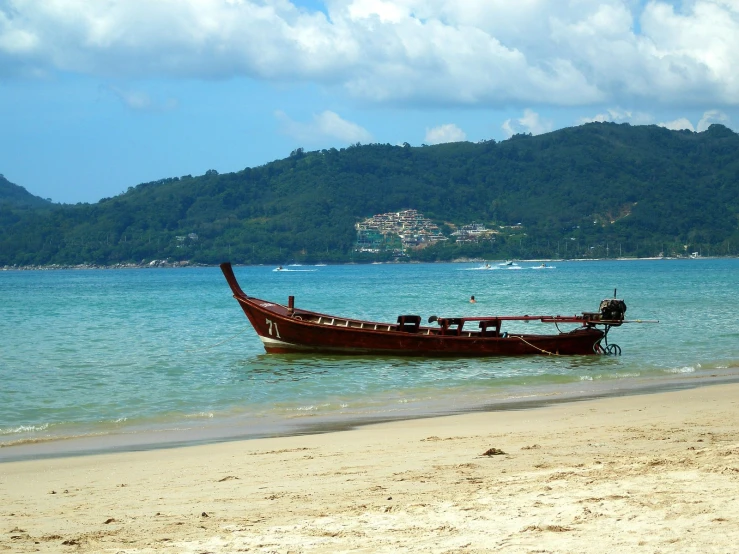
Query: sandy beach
3,383,739,553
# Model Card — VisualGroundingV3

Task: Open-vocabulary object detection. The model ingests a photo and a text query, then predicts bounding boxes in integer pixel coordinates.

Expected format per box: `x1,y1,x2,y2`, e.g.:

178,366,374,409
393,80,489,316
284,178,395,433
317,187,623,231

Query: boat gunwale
233,292,600,342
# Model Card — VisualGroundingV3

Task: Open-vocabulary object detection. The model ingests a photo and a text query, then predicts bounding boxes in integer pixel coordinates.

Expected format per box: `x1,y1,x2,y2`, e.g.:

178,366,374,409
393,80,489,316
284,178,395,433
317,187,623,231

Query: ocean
2,259,738,461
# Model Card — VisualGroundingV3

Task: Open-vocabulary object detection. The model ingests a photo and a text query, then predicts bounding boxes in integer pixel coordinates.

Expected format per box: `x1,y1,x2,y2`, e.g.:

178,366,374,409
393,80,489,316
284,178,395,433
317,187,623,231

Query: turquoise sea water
2,259,738,460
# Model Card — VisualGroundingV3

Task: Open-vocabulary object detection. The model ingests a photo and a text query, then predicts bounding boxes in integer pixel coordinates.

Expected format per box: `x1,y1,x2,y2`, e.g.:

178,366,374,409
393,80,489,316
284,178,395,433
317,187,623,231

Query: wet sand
3,383,739,553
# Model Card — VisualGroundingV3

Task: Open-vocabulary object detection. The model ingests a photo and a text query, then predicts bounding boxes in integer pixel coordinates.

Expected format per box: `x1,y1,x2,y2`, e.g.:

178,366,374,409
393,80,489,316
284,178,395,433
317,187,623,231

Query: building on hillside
451,223,497,244
354,226,385,252
354,209,448,252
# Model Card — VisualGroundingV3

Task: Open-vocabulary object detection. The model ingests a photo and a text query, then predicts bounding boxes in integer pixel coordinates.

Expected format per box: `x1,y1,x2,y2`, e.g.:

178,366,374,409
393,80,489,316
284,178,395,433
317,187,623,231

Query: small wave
595,372,643,380
285,403,339,414
295,405,320,412
666,365,698,374
681,360,739,371
0,430,107,448
0,423,50,436
396,398,421,404
184,412,214,419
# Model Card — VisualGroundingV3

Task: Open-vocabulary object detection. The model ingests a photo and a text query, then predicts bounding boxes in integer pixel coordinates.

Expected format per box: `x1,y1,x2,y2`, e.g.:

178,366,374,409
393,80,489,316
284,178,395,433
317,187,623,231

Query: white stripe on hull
258,336,296,347
258,335,384,354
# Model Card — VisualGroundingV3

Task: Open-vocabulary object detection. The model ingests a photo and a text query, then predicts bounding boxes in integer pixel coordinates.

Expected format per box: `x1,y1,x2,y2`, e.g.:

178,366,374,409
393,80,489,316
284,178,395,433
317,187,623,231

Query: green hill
1,122,738,266
0,174,54,209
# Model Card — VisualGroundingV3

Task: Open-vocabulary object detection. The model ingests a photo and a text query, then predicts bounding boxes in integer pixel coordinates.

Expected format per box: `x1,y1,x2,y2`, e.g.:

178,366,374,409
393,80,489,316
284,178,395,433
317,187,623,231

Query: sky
1,0,738,204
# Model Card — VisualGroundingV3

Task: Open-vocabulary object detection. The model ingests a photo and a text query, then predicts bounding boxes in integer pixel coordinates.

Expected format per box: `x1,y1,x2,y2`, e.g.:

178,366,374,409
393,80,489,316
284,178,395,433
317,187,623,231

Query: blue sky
1,0,738,204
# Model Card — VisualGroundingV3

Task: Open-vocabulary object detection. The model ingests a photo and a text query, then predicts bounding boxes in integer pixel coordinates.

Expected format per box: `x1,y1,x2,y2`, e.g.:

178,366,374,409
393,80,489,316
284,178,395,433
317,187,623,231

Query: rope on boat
515,336,560,356
184,327,251,353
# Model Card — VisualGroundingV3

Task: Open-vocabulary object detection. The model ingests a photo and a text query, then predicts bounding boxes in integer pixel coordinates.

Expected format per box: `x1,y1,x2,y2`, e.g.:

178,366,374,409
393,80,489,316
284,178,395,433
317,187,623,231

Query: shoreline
2,256,732,272
4,369,738,464
3,382,739,552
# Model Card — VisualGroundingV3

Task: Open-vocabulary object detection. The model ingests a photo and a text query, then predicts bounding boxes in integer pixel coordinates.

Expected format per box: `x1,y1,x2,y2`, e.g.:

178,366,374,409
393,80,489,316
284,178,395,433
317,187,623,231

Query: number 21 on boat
266,319,281,338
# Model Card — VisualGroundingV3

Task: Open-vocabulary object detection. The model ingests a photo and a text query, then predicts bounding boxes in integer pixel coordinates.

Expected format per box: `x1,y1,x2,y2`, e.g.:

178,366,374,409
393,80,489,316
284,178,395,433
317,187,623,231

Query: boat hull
221,264,604,357
253,320,603,356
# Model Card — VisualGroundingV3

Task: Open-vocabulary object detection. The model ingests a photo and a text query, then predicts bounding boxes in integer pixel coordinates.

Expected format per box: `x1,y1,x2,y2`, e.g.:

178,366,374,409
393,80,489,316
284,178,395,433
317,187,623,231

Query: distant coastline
2,255,732,272
0,260,202,271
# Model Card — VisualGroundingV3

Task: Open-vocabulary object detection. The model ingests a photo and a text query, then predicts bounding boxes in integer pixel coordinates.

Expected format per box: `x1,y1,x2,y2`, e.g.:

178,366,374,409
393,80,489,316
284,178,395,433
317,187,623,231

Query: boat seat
396,315,421,333
438,318,464,336
479,319,501,337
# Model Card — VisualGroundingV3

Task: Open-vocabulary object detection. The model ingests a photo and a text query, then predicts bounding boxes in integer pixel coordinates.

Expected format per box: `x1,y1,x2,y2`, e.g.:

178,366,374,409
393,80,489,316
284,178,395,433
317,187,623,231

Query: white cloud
275,110,372,143
651,109,731,133
658,118,695,131
577,112,610,124
502,109,552,137
424,123,466,144
2,1,739,108
581,108,731,132
577,108,653,126
347,0,408,23
697,109,729,131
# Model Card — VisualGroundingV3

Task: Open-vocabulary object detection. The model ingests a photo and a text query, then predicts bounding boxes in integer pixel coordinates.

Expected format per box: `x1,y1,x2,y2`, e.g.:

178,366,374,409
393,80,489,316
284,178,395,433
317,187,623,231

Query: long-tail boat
220,262,637,357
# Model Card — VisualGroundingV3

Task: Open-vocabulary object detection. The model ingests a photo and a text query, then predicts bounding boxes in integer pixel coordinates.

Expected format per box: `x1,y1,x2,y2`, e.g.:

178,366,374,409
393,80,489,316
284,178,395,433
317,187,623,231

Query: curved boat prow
220,262,248,299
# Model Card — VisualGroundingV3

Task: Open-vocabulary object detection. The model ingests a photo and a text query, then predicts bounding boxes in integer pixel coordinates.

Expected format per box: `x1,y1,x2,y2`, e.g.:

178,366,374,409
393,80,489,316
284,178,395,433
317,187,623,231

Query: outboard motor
599,298,627,322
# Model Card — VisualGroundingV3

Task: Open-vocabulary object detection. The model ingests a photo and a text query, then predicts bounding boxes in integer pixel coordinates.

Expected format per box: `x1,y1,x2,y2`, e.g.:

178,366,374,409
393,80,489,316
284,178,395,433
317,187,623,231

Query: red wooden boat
220,262,630,357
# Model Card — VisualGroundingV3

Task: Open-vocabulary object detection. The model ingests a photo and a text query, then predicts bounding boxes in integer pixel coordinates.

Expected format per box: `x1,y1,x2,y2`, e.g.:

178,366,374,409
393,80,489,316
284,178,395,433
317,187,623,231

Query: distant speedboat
500,261,521,269
461,262,495,271
273,266,316,272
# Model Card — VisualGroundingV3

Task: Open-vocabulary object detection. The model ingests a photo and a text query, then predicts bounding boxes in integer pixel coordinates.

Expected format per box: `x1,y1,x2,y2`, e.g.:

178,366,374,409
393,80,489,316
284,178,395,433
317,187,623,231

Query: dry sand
3,383,739,553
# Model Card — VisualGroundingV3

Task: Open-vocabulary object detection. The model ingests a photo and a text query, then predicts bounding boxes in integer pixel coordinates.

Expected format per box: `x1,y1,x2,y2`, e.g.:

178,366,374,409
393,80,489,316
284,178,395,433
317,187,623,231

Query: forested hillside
0,175,54,209
1,122,738,266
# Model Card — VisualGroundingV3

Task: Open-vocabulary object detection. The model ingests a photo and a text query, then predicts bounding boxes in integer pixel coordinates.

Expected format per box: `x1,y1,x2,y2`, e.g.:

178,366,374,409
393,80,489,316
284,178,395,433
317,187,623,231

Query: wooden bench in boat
396,315,421,333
